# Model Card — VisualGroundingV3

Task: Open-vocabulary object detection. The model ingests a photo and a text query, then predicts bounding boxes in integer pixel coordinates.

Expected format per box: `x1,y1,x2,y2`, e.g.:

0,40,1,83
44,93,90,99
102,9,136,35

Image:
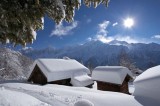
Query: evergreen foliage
0,0,110,46
119,49,139,76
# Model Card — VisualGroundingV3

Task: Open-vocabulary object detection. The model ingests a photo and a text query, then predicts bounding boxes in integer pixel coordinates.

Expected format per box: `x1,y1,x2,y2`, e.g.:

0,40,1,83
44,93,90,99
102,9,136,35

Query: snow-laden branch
0,68,5,71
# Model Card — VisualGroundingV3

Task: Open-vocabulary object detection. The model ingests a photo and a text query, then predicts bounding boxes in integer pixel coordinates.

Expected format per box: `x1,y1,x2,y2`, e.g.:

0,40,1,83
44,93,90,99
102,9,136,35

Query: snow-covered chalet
92,66,133,94
28,58,94,87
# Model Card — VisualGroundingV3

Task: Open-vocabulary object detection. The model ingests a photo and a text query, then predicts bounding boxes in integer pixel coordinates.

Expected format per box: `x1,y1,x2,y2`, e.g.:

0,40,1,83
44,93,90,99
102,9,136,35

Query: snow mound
74,99,94,106
1,83,143,106
133,65,160,103
92,66,132,84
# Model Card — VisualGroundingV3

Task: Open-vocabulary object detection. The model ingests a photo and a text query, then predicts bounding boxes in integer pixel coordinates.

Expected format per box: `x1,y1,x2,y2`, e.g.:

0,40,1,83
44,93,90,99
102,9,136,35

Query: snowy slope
1,65,160,105
0,47,33,80
0,88,50,106
134,65,160,103
0,83,145,106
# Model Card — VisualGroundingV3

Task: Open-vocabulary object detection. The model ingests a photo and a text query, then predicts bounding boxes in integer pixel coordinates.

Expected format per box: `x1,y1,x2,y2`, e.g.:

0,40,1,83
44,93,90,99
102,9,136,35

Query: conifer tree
119,49,139,76
0,0,110,46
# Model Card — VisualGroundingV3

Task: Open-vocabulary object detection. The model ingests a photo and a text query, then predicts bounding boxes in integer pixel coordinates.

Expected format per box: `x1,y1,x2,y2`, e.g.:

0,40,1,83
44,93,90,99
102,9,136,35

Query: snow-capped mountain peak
108,40,129,46
21,41,160,70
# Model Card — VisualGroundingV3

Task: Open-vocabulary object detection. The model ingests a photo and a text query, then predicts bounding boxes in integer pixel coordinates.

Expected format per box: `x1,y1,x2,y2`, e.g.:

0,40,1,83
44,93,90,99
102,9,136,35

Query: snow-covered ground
0,82,150,106
1,65,160,106
0,87,49,106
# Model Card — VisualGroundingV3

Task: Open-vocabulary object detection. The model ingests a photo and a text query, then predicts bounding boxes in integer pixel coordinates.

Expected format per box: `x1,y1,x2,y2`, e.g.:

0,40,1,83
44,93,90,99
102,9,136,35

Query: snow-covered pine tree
119,49,139,76
0,0,110,46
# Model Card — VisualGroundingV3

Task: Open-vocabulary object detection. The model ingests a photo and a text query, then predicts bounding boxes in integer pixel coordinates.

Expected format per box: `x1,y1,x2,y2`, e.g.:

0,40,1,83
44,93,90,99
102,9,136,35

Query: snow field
0,83,143,106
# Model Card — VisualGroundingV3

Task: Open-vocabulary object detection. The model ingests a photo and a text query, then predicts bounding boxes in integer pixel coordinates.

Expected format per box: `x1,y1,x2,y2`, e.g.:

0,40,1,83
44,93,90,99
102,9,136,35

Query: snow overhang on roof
92,66,133,85
71,71,94,87
28,58,90,82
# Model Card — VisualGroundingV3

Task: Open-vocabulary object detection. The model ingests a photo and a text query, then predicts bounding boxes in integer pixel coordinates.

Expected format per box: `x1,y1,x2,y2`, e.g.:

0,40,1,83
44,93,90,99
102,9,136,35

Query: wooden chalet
92,66,133,94
28,59,93,87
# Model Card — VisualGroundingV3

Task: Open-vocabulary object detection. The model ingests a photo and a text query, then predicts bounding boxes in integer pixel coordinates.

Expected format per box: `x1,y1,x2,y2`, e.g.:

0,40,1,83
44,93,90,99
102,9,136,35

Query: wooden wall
49,78,71,86
28,65,72,86
28,65,47,85
97,81,120,92
97,76,131,94
28,65,95,88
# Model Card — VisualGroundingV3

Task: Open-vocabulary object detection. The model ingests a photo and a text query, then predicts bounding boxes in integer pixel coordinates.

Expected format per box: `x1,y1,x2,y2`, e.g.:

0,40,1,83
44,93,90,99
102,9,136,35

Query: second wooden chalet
92,66,133,94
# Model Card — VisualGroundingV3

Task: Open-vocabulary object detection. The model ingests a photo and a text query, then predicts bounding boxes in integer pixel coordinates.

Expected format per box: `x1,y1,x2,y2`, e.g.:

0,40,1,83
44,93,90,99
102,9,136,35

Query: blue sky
26,0,160,49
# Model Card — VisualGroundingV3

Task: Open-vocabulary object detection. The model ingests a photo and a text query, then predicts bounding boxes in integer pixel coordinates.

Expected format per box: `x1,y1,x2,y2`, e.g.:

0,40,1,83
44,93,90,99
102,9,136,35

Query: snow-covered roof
70,71,94,87
92,66,132,85
133,65,160,102
28,59,90,82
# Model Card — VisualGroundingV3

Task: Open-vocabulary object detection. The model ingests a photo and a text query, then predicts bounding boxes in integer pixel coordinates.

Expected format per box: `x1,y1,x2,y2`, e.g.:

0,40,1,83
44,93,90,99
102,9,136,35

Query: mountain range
21,40,160,70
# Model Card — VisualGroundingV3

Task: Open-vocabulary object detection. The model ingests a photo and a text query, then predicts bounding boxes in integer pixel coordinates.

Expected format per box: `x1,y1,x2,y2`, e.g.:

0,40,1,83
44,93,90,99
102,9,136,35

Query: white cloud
97,21,110,37
87,19,92,23
113,35,138,43
152,35,160,39
87,37,92,41
96,35,139,44
95,21,110,43
97,35,113,43
50,21,78,36
112,22,118,27
89,20,147,44
95,21,144,44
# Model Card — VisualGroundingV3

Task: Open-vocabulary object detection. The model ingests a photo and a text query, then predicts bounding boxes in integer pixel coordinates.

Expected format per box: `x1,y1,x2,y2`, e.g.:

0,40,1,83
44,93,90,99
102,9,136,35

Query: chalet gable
28,59,90,82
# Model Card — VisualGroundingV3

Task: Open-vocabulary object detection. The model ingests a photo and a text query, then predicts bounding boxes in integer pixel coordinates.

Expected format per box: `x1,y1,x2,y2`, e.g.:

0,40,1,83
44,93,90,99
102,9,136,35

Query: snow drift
133,65,160,104
1,83,142,106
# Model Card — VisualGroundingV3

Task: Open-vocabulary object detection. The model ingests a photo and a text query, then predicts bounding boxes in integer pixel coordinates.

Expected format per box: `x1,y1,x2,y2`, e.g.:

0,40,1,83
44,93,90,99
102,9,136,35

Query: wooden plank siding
28,65,47,85
28,65,72,86
48,78,72,86
96,75,131,94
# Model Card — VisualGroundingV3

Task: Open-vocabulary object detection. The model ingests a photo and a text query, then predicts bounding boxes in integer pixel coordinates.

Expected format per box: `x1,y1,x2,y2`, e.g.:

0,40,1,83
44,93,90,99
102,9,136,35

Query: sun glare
123,18,134,28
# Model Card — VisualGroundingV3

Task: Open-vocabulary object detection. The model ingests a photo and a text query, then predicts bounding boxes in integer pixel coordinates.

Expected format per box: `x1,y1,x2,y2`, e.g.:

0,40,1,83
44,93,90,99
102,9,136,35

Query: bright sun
123,18,134,28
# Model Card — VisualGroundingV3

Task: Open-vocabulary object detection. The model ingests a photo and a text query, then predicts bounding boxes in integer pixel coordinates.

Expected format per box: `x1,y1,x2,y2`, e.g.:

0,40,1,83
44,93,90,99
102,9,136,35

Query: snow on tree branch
0,0,110,46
